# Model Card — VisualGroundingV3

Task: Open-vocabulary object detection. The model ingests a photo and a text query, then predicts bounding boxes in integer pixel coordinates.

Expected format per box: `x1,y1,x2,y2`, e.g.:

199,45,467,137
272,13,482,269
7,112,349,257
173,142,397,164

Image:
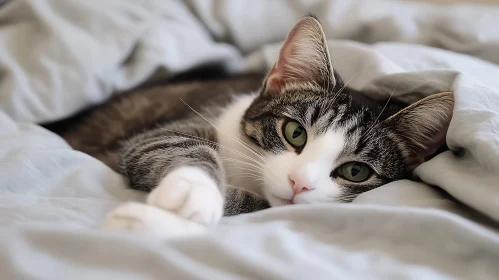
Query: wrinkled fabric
1,0,499,279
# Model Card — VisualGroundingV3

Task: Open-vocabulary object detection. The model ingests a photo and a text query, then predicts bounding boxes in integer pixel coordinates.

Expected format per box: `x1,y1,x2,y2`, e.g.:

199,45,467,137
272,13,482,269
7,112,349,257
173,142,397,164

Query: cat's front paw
102,202,206,239
147,166,224,226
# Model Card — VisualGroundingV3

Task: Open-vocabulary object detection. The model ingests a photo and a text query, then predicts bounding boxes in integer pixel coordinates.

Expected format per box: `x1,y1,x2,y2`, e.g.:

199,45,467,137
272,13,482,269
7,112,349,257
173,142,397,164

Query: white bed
1,0,499,279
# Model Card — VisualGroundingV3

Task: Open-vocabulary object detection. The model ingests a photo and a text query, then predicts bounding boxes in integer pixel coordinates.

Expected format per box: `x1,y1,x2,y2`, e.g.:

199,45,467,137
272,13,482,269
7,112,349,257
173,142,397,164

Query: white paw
147,166,224,226
102,202,206,239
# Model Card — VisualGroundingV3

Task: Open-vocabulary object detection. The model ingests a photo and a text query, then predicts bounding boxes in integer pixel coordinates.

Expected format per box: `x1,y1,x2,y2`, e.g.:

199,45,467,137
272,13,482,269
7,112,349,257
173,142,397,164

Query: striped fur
119,118,223,192
118,116,272,216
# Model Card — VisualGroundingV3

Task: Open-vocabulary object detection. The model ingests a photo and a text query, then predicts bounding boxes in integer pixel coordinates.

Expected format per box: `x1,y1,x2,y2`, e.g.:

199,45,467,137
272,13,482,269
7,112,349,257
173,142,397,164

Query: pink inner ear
265,64,283,94
265,42,296,94
262,16,333,95
265,33,307,95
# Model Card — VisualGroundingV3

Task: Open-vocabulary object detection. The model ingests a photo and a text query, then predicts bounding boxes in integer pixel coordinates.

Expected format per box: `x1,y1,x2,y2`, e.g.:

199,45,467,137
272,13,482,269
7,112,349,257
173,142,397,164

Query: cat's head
241,16,454,206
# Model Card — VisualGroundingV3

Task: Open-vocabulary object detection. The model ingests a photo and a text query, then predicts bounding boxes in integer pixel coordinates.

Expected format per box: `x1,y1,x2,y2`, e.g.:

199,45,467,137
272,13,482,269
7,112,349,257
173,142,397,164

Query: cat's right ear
262,16,336,97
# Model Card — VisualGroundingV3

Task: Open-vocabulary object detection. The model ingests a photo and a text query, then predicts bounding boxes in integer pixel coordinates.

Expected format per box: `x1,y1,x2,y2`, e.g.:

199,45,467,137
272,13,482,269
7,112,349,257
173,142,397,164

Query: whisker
331,59,377,107
331,74,357,104
228,173,265,180
180,99,268,162
158,127,279,183
229,165,263,171
169,132,282,186
229,168,263,175
331,58,379,106
179,99,285,185
220,157,265,171
225,165,263,174
159,127,265,166
227,175,266,184
360,85,397,140
228,174,261,179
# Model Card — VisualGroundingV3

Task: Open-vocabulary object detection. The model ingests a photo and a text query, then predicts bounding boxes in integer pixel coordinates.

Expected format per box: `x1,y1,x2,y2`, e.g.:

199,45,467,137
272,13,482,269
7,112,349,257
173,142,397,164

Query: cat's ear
384,92,454,172
262,16,336,96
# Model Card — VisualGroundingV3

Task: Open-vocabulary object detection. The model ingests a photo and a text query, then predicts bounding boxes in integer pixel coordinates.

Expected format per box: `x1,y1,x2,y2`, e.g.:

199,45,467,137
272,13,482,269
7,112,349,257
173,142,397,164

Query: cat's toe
102,202,206,239
147,166,224,226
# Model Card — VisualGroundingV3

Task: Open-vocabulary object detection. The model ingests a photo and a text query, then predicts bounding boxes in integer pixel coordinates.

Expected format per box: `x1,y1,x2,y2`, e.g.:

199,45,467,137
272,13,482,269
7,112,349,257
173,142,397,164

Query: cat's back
56,73,264,169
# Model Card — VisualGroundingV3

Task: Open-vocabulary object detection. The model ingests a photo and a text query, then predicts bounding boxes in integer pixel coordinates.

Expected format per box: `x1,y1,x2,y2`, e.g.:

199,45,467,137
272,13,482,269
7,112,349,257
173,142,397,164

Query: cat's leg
103,123,225,237
146,165,223,225
103,186,272,239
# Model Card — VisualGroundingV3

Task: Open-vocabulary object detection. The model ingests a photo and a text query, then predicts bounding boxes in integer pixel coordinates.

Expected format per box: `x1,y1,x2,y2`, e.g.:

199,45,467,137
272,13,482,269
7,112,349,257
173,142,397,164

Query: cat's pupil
351,164,361,176
292,127,303,139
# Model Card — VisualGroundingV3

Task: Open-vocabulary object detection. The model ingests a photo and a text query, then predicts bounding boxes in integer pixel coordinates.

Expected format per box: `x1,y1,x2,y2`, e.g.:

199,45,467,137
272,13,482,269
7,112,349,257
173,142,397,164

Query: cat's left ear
384,91,454,172
262,16,336,96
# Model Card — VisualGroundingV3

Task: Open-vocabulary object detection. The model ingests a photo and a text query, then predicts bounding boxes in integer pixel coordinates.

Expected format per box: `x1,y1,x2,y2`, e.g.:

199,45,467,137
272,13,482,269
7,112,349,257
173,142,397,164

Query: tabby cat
62,16,453,236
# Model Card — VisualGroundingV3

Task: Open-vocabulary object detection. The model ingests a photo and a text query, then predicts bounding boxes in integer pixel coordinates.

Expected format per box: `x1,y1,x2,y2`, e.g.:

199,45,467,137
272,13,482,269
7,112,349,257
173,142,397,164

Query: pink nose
289,173,314,195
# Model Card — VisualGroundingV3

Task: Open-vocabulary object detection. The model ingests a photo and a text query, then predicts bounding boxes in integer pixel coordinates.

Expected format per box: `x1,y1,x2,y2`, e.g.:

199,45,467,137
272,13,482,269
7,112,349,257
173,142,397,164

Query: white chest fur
215,94,264,196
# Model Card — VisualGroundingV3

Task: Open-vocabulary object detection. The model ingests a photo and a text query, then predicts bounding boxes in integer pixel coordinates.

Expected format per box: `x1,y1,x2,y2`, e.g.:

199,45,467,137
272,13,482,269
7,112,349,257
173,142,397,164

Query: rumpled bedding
1,0,499,279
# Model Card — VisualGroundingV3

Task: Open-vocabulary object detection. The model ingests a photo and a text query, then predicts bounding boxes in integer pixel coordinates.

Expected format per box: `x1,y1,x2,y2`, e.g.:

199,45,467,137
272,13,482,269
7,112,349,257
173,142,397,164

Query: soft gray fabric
0,0,242,123
1,206,498,280
1,0,499,279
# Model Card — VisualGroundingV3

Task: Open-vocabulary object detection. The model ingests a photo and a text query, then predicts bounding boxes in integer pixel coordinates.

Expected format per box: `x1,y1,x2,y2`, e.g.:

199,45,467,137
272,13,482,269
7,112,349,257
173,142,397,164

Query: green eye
338,162,371,182
284,121,307,147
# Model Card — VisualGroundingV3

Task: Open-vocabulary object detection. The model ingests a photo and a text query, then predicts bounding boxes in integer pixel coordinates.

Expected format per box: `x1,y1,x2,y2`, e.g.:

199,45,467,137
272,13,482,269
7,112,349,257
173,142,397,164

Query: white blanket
1,0,499,279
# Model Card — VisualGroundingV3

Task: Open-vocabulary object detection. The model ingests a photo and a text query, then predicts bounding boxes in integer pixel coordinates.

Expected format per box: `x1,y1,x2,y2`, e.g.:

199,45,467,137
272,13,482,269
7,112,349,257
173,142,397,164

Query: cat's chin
267,194,293,207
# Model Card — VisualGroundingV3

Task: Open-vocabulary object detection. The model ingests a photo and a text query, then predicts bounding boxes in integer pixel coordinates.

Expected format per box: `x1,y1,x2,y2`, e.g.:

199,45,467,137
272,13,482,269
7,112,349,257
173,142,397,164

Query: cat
59,16,453,237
